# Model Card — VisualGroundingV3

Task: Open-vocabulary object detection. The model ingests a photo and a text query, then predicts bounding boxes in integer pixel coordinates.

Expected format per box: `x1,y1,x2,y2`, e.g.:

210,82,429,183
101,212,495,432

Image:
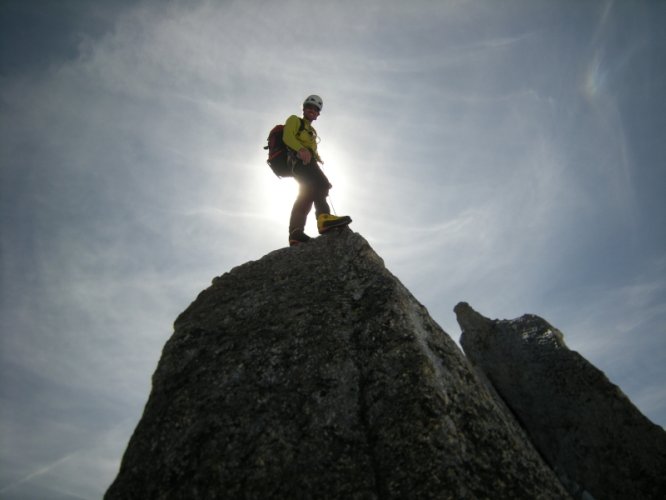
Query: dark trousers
288,155,331,234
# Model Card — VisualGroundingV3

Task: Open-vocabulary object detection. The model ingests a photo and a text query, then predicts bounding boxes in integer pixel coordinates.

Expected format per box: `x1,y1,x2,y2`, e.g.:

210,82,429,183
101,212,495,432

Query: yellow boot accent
317,213,352,234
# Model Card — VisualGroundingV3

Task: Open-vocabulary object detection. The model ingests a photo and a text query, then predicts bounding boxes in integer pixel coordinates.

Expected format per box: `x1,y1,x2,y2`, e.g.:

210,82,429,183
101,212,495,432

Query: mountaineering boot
317,213,352,234
289,229,312,247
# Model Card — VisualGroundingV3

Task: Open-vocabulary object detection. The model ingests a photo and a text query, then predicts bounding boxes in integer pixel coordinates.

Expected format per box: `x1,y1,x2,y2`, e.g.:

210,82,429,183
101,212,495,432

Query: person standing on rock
282,95,351,246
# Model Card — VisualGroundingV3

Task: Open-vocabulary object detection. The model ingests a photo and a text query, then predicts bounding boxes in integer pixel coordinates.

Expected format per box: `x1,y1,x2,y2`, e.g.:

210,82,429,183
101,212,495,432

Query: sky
1,0,664,498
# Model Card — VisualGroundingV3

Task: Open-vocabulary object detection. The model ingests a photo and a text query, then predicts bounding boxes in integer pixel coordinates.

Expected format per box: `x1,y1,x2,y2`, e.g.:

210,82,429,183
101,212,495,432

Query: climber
282,94,351,246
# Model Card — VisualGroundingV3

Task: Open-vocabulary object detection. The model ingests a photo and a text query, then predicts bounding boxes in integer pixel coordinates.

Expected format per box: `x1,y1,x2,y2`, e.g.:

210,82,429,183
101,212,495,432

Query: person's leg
289,157,349,238
313,192,331,218
306,163,331,217
288,156,318,237
303,163,353,233
288,182,314,235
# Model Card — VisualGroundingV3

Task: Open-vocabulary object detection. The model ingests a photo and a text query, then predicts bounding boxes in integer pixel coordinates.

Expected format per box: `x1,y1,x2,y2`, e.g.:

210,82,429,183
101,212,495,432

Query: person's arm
282,115,305,152
283,115,313,163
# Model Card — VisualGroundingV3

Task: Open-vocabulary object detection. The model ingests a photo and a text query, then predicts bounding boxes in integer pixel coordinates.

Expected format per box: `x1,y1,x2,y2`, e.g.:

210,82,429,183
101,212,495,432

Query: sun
269,177,298,211
255,170,298,226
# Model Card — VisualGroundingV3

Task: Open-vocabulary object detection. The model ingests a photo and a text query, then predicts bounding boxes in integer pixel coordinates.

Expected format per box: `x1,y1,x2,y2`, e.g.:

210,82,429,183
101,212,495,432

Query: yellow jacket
282,115,322,163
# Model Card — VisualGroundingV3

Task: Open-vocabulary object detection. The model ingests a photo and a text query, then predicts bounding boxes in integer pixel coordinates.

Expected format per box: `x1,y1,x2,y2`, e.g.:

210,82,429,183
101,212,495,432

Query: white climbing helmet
303,94,323,111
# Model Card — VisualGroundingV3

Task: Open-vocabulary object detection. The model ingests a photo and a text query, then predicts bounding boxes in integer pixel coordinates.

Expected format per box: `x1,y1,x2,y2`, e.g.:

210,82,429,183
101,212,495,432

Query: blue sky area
1,1,665,498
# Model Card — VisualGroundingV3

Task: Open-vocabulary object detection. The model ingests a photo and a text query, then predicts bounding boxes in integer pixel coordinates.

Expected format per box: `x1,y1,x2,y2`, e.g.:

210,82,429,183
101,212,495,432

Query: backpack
264,118,305,178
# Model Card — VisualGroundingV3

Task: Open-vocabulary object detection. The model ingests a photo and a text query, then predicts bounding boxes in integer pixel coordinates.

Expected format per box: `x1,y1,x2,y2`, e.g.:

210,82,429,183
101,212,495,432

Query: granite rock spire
456,301,666,500
106,230,568,499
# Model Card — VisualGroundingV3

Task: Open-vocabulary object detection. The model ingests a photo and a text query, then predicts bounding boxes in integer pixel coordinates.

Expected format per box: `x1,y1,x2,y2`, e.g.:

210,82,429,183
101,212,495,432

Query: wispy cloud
0,453,77,497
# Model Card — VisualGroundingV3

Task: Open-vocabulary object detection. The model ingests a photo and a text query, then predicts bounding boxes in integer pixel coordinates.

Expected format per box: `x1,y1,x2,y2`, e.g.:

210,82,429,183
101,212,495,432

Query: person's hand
297,148,312,164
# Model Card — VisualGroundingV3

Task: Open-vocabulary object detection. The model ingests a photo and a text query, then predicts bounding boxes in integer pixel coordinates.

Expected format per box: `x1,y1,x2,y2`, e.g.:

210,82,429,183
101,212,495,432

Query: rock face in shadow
106,230,568,499
455,301,666,500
